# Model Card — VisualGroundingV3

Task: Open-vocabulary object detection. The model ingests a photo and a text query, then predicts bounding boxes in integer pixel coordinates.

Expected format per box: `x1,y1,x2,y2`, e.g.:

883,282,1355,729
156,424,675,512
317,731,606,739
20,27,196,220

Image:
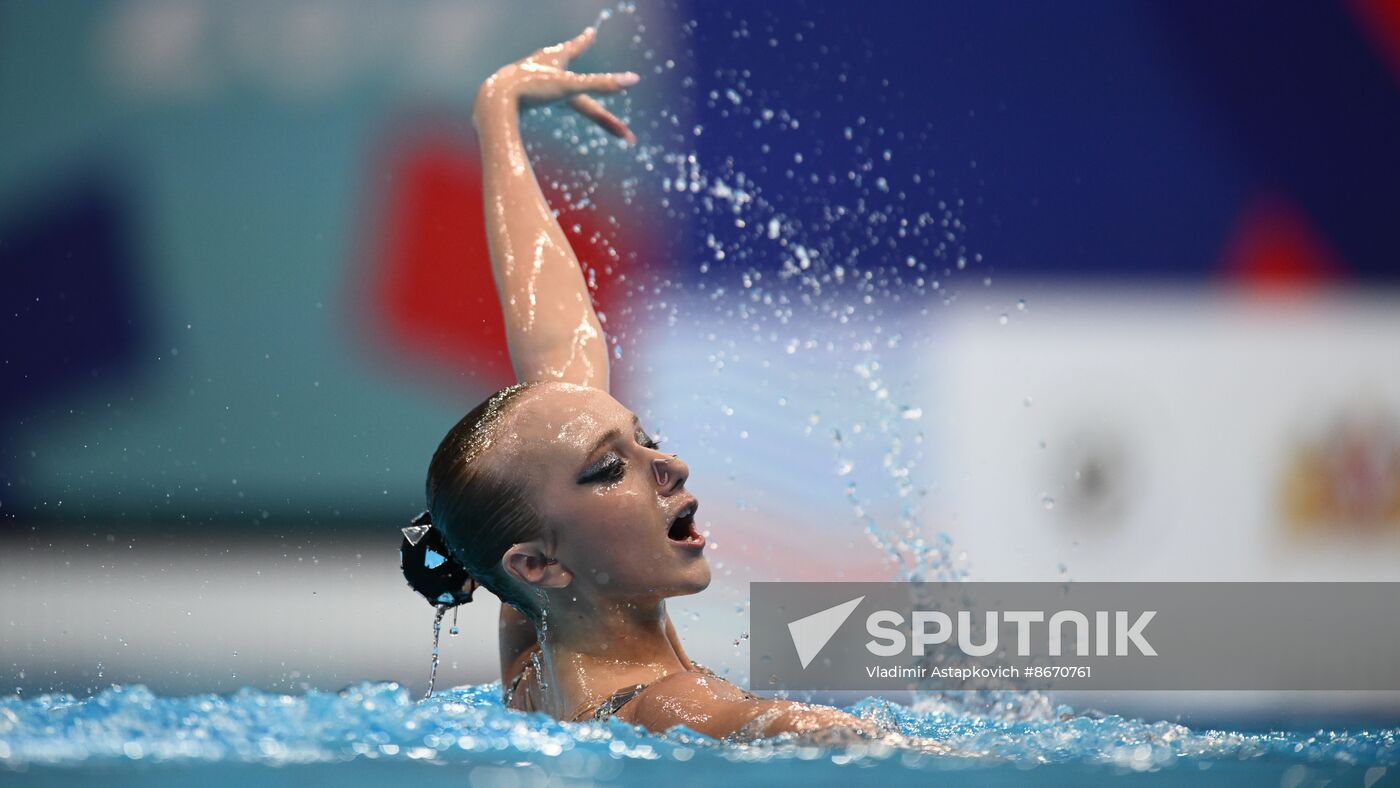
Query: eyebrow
582,414,641,463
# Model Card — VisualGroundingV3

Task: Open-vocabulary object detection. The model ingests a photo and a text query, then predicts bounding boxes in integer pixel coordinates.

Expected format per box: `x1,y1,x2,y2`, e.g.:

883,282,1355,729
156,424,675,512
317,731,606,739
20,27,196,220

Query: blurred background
3,0,1399,724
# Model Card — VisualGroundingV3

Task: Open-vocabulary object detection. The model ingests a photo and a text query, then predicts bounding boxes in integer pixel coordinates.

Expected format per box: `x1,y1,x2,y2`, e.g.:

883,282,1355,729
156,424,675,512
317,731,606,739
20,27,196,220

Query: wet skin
481,383,715,722
489,382,710,607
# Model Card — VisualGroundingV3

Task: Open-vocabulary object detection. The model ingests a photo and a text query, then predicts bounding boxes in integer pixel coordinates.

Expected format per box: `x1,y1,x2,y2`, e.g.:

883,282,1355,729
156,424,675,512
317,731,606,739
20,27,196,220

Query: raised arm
472,27,644,683
472,27,638,390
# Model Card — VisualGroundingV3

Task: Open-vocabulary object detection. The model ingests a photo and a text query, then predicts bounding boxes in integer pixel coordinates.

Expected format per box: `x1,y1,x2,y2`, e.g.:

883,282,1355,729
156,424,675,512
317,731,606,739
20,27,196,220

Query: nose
651,453,689,495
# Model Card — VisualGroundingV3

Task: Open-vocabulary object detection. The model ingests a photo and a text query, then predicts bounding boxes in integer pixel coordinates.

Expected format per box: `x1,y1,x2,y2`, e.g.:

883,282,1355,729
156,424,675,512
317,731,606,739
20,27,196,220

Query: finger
559,25,597,64
564,71,640,95
536,26,596,68
569,95,636,143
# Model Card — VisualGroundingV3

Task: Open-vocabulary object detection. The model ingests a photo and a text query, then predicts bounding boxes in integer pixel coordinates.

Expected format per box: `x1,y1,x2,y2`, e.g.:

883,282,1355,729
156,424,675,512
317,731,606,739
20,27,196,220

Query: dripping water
424,604,448,699
534,607,550,699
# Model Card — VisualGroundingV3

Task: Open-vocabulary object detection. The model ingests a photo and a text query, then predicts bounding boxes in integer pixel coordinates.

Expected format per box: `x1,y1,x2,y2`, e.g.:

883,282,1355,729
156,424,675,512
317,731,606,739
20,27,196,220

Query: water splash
0,683,1395,778
525,4,977,589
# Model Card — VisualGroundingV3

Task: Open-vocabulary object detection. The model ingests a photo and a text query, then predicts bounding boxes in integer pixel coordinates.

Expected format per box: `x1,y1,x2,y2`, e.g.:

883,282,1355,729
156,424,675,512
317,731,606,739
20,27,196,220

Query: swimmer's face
488,383,710,604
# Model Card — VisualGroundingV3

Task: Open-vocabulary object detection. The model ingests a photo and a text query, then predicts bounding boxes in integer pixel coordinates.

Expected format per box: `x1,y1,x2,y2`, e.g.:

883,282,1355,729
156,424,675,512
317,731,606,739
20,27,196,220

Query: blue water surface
2,682,1397,787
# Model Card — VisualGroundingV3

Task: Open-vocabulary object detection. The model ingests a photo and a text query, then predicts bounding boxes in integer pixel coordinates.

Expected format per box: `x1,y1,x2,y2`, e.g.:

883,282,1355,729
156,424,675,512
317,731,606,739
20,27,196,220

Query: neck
533,593,686,719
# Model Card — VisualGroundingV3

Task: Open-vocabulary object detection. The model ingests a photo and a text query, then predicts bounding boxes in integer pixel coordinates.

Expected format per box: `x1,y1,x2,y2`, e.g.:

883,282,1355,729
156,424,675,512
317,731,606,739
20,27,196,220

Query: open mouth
667,500,704,549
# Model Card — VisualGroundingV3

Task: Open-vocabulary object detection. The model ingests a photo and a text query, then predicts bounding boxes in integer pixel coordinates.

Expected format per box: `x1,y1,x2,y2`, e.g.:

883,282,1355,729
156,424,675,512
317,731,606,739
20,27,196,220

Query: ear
501,540,572,590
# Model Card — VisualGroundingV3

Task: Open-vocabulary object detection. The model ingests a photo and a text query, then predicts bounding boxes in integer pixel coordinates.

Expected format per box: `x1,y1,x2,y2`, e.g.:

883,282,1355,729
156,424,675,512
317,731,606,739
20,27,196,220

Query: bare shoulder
628,669,753,712
645,669,750,701
617,670,878,742
614,670,764,738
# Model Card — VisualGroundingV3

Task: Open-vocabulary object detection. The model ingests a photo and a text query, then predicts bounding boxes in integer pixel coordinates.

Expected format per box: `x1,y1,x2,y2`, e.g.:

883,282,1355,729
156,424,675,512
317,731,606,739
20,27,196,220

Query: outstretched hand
474,26,639,144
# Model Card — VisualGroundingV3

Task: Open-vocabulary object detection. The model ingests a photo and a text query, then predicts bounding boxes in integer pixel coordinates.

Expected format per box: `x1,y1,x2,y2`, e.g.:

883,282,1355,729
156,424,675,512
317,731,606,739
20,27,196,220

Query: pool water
2,682,1396,787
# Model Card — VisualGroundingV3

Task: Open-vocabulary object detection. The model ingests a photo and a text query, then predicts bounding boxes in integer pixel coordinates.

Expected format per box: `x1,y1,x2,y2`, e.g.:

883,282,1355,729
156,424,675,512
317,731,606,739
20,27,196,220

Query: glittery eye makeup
578,451,625,484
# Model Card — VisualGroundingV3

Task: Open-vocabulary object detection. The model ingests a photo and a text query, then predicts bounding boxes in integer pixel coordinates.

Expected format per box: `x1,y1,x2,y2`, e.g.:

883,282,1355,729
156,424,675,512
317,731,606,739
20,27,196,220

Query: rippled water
2,682,1396,787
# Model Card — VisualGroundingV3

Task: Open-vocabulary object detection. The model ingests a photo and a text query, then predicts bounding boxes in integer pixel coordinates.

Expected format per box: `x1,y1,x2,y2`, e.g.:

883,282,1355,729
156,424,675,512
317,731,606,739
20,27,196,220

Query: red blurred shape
1349,0,1400,85
1219,194,1345,292
373,131,514,388
369,128,647,391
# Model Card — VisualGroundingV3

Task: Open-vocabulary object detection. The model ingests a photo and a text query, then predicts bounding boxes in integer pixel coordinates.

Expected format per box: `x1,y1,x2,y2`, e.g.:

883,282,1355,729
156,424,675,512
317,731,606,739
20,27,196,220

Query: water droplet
1041,493,1056,511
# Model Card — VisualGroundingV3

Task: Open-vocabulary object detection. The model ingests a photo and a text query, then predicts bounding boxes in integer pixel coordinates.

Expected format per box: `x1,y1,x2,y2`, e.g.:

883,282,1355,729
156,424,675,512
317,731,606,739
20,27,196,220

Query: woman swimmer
400,26,940,746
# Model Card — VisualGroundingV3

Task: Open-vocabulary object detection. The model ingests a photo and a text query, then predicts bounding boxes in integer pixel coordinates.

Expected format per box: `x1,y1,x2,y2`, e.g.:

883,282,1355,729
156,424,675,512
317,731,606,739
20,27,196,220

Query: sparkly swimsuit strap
583,662,755,722
587,682,650,722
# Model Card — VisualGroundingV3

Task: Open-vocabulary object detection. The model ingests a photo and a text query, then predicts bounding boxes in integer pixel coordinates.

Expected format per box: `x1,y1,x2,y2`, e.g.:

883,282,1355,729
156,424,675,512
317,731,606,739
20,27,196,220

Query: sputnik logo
787,596,865,669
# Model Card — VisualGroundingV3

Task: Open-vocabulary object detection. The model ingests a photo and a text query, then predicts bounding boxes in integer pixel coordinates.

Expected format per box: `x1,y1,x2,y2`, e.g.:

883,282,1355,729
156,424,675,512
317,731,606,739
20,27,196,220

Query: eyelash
582,431,662,484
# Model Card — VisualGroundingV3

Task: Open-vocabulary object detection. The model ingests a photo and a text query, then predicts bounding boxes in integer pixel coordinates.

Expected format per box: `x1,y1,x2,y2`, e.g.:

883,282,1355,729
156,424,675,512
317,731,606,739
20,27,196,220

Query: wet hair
406,382,547,618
